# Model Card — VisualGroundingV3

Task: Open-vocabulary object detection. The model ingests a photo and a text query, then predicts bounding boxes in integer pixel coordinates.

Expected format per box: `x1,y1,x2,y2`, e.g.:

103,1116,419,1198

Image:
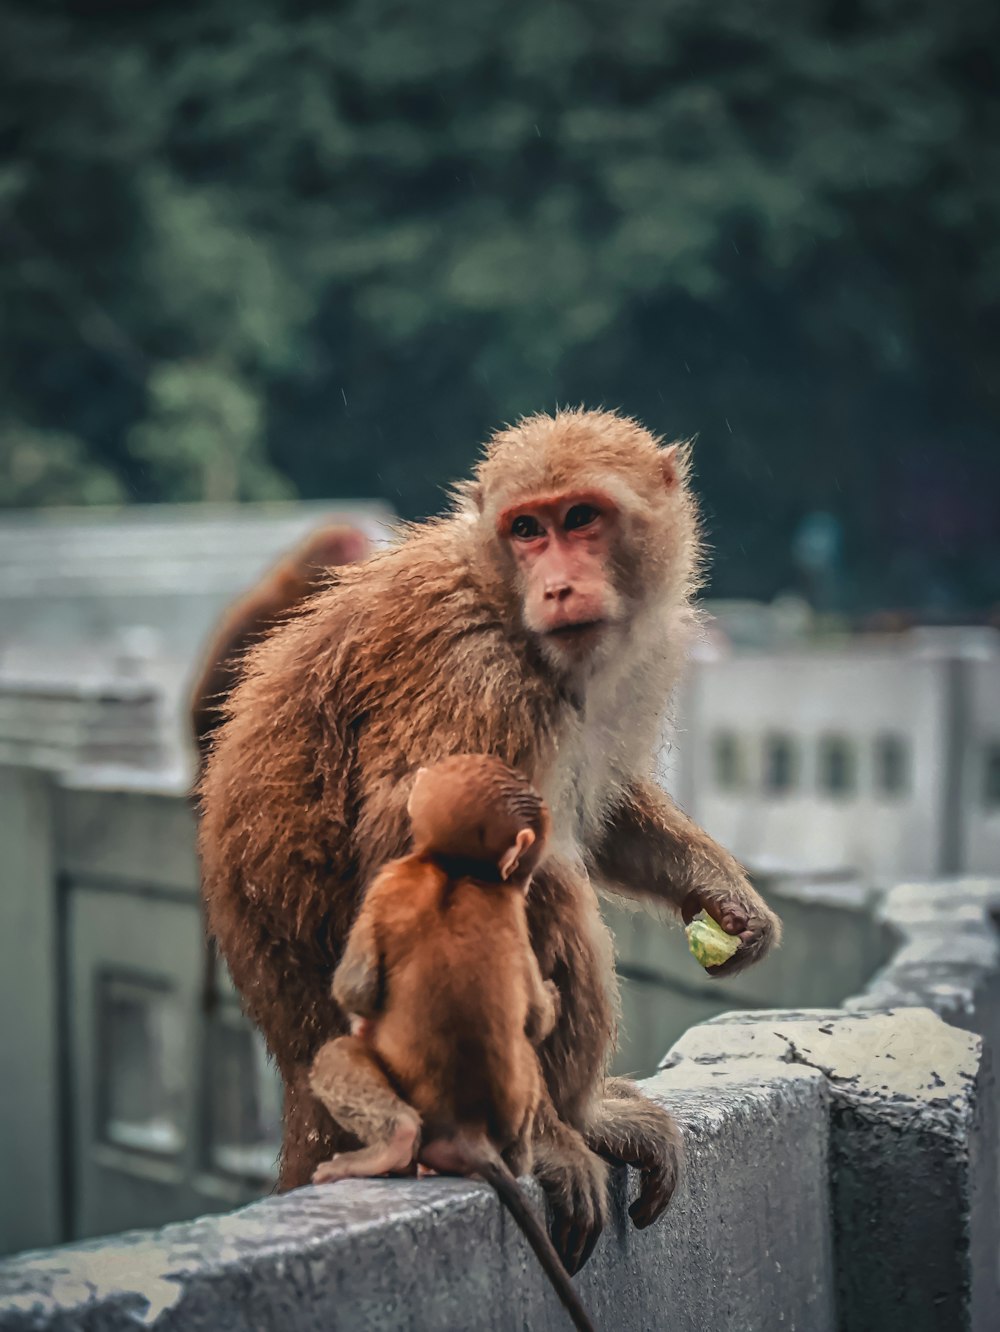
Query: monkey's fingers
705,910,781,978
587,1088,683,1230
681,889,747,935
628,1160,680,1229
549,1170,605,1274
553,1206,602,1276
533,1132,609,1275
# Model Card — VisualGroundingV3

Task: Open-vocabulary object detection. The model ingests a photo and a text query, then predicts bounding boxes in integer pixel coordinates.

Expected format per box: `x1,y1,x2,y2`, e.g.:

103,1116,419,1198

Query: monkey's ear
451,478,485,515
659,444,680,491
499,827,535,880
405,767,430,817
660,438,693,491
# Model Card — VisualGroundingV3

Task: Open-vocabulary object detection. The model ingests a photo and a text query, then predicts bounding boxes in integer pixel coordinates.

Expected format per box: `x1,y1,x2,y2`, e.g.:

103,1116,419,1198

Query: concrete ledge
0,1068,832,1332
661,1006,999,1332
846,877,1000,1061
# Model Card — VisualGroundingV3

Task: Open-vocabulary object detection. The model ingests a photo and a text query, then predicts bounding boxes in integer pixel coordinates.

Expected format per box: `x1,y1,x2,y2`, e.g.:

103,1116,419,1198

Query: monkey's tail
476,1153,596,1332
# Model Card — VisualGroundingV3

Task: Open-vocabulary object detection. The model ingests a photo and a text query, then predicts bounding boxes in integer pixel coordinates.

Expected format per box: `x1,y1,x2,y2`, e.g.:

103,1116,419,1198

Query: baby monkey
309,754,595,1332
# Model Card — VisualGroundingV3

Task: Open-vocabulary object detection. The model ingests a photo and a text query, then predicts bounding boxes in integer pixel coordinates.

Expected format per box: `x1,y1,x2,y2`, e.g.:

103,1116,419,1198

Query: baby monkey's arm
524,953,560,1045
331,903,383,1019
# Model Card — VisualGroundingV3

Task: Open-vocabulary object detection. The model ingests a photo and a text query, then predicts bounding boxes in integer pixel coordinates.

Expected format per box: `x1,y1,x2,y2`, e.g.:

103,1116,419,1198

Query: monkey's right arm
331,906,384,1019
592,778,781,977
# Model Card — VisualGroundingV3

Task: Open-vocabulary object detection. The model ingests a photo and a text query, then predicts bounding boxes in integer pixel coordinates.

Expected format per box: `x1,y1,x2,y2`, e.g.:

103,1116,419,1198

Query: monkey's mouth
545,619,608,640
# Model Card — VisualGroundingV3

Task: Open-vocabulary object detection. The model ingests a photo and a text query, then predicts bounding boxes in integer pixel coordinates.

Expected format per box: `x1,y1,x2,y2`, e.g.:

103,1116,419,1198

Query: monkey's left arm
331,906,384,1018
524,972,560,1045
591,779,781,976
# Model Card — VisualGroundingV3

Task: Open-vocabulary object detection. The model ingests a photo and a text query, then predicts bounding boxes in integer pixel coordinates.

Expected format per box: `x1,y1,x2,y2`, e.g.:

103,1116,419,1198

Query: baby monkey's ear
498,827,536,881
405,767,430,818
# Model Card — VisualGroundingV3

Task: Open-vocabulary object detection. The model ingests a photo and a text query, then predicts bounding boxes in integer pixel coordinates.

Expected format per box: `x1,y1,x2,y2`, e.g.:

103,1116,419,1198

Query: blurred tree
0,0,996,610
127,361,292,502
0,422,123,507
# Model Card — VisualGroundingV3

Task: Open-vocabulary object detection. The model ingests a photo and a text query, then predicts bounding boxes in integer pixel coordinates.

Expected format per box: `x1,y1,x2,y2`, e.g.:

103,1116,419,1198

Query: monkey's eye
510,514,545,541
564,504,601,531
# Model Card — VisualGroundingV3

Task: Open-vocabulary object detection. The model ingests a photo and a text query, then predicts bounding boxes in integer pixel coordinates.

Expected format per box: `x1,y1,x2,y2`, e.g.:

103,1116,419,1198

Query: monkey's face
498,491,627,663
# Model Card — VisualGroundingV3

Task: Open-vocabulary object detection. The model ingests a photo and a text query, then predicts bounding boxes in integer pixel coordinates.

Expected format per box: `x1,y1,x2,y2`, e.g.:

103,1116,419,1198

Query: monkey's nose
544,582,574,603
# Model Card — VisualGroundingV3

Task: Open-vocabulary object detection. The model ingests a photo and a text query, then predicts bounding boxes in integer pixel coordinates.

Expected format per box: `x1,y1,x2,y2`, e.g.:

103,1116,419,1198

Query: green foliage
0,423,123,508
127,362,292,503
0,0,997,609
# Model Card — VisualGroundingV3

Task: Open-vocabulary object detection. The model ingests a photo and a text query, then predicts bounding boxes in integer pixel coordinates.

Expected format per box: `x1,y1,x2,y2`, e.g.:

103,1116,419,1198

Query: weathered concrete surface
847,877,1000,1066
0,1067,832,1332
661,1007,1000,1332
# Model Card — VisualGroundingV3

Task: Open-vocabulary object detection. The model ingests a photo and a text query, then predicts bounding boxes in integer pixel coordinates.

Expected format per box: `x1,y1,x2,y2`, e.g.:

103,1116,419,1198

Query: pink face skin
498,491,624,652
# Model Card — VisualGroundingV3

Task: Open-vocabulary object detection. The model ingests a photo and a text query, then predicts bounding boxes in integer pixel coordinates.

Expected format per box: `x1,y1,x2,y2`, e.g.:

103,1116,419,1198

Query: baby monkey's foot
312,1119,419,1184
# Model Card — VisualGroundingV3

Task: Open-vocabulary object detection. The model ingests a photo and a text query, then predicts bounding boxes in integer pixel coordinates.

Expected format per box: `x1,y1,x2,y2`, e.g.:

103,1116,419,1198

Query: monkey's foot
587,1079,683,1228
533,1123,609,1275
312,1122,419,1185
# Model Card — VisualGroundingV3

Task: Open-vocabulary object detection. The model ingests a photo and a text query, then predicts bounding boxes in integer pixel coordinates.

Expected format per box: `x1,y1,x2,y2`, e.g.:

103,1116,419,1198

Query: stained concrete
0,1067,832,1332
847,877,1000,1066
661,1007,999,1332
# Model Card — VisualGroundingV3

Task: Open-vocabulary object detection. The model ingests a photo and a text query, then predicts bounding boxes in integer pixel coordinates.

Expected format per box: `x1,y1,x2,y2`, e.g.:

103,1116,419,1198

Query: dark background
2,0,997,615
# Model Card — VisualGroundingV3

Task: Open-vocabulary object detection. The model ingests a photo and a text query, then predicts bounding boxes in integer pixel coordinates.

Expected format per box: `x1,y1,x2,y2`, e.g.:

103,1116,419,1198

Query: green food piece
685,912,740,969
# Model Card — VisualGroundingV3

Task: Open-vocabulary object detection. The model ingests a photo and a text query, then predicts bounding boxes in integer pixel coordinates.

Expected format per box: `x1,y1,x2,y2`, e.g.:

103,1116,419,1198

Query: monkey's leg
279,1067,342,1191
309,1036,421,1184
585,1076,683,1229
531,1097,609,1276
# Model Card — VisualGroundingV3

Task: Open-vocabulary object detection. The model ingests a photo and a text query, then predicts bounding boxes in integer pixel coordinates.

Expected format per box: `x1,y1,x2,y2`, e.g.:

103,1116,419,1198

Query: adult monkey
198,409,781,1273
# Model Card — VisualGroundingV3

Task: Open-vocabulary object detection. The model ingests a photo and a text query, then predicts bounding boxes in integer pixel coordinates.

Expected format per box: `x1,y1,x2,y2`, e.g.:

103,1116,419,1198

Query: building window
711,731,745,792
985,743,1000,810
874,733,910,797
206,1009,282,1180
97,973,184,1156
818,734,857,797
764,733,798,794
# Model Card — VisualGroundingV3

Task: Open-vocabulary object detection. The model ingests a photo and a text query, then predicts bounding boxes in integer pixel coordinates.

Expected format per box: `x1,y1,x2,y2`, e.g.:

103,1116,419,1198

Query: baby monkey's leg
309,1035,421,1184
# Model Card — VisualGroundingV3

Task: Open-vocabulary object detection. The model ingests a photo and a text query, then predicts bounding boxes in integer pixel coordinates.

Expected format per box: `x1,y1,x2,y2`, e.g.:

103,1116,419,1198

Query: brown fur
197,408,781,1272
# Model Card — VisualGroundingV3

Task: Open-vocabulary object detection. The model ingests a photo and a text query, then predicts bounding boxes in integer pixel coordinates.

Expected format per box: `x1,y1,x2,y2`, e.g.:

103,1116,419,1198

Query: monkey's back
369,857,543,1147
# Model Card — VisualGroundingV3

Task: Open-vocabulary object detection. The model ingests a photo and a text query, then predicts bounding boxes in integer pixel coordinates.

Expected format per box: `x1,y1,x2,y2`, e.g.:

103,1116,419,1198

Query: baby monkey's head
407,754,549,885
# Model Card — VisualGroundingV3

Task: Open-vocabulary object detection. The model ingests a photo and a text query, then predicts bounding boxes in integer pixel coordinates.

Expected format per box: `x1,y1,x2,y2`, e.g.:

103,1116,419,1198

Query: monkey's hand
532,1113,609,1275
587,1077,682,1228
680,875,782,978
331,910,384,1017
542,979,562,1022
525,979,561,1045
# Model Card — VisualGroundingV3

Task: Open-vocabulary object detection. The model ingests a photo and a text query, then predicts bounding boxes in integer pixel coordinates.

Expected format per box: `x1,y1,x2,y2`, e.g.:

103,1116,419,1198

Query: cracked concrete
0,1070,834,1332
659,1007,998,1332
